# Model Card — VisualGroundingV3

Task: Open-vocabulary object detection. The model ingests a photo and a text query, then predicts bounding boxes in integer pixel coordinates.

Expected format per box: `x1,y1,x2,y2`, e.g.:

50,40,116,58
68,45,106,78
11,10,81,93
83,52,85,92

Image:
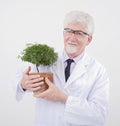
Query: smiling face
63,22,92,58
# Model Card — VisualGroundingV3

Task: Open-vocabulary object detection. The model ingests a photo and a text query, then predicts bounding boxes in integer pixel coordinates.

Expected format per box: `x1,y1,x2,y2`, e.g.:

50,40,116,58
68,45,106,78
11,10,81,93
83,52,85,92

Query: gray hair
64,10,95,35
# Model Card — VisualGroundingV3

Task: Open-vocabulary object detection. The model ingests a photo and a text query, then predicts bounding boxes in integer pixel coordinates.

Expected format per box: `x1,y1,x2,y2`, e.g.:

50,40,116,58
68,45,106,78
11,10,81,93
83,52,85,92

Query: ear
86,35,92,46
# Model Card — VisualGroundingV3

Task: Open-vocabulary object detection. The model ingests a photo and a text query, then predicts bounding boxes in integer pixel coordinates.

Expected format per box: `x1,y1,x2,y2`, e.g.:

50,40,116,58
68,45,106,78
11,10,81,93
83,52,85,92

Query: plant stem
36,65,39,72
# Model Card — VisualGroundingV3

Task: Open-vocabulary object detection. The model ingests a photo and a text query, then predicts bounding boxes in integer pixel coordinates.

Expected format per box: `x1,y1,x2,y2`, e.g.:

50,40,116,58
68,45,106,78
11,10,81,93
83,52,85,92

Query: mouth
67,41,77,46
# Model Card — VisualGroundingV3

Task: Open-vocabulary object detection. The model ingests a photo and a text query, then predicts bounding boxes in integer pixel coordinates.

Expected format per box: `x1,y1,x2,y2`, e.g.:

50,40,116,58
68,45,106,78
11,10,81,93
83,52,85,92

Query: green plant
18,43,58,72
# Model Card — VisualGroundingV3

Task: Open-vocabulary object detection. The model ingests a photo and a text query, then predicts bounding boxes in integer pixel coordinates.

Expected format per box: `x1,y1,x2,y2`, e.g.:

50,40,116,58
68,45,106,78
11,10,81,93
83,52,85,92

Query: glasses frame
64,28,89,37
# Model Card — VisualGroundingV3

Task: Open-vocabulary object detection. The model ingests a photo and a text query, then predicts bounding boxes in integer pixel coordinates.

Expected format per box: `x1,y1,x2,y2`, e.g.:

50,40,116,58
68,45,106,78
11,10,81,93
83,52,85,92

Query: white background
0,0,120,126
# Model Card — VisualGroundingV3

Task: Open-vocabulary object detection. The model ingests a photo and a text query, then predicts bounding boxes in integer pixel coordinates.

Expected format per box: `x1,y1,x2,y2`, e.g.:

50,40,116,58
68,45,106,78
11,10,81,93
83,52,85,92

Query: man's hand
33,78,68,103
21,66,44,92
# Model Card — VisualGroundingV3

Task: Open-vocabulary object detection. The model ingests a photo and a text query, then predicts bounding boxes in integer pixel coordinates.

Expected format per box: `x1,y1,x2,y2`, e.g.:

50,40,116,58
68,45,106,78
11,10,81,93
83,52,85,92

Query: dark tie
65,59,74,82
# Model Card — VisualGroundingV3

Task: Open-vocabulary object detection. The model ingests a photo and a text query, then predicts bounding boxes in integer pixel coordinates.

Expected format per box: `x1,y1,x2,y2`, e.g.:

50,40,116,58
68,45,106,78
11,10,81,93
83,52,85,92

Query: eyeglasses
64,28,89,38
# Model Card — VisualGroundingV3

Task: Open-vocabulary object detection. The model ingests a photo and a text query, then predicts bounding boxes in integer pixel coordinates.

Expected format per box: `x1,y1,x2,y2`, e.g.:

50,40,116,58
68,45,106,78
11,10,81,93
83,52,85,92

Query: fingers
24,80,44,91
26,77,44,87
33,89,47,98
32,86,41,91
24,66,41,80
34,78,53,98
45,77,52,86
31,81,44,88
28,74,41,80
22,68,45,91
22,67,52,93
24,66,31,75
28,76,44,84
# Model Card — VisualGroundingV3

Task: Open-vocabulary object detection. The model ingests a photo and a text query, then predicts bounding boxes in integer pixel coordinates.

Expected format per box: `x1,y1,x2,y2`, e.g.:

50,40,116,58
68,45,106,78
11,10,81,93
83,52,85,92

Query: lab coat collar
65,61,86,87
53,51,91,87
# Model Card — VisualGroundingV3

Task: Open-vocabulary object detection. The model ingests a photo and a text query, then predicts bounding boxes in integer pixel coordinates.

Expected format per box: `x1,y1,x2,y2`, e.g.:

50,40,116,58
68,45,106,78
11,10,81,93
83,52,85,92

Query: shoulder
85,53,103,66
84,53,107,74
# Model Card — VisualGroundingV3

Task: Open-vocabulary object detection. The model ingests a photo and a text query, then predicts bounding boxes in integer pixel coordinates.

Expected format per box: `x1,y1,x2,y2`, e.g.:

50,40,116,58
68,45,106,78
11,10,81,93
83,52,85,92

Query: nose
69,33,77,40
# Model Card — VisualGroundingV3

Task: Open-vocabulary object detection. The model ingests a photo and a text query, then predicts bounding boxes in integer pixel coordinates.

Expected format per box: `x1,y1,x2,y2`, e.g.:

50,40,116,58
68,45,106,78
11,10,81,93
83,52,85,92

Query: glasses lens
64,28,89,38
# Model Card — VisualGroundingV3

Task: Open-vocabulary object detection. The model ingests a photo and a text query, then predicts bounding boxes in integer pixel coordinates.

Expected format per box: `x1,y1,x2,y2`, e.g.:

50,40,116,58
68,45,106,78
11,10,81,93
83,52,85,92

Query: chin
65,44,77,55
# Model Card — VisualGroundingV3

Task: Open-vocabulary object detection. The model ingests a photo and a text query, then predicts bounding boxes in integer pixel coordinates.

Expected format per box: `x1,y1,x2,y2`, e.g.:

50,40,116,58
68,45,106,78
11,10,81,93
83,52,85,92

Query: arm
14,66,44,101
64,67,109,126
34,77,68,103
34,67,109,126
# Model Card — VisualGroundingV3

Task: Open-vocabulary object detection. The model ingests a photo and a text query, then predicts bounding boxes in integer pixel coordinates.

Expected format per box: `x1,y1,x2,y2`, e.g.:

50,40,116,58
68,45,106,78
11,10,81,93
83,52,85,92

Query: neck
67,53,78,58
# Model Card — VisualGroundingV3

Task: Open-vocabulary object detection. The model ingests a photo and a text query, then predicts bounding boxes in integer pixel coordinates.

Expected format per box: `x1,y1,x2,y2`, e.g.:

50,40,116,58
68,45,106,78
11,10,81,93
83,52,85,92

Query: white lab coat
14,52,109,126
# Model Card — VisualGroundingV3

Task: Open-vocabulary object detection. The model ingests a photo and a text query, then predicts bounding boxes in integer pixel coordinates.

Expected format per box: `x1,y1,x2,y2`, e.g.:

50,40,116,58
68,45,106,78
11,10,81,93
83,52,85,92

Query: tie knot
66,59,74,65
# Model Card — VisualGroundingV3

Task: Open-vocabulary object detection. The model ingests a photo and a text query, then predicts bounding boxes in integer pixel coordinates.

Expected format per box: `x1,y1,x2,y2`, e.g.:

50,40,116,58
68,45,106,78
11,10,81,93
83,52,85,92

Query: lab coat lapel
65,61,87,87
53,51,89,87
52,53,65,84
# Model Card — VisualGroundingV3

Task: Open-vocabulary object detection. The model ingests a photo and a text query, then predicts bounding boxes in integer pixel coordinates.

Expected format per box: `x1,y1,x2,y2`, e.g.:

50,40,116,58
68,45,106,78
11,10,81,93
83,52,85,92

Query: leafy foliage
18,43,58,68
